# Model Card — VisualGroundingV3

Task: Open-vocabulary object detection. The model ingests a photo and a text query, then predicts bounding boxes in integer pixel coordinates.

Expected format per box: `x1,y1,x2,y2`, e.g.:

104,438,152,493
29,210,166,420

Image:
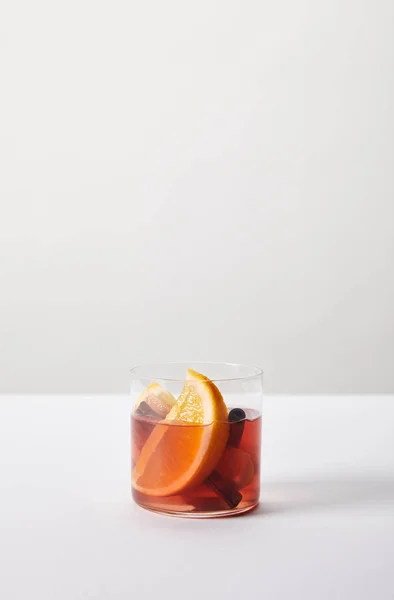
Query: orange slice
133,369,229,496
135,382,176,417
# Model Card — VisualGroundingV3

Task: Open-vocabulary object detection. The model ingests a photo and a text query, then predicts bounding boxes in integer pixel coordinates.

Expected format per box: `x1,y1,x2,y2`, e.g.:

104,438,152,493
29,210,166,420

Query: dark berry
228,408,246,423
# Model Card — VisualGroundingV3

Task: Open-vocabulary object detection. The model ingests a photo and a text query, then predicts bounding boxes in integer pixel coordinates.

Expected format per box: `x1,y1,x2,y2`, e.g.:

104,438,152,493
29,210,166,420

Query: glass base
135,501,259,518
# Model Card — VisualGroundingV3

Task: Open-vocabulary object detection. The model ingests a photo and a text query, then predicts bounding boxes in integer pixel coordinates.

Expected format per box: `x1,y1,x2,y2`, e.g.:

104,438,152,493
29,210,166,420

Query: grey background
0,0,393,394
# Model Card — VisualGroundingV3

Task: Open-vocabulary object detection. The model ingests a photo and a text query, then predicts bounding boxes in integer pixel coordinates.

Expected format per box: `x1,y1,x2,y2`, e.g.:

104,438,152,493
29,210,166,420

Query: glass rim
130,361,263,383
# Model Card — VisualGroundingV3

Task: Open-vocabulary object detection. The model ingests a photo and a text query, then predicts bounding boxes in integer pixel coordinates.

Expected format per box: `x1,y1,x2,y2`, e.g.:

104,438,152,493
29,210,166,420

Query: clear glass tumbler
130,362,263,518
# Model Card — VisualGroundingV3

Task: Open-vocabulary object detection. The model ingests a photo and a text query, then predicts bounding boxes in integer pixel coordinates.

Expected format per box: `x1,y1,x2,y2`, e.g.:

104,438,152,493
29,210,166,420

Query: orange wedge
135,382,176,417
133,369,229,496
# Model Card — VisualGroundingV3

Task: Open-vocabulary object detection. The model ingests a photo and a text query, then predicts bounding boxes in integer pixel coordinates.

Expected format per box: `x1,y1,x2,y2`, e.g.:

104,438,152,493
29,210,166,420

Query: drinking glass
130,362,263,517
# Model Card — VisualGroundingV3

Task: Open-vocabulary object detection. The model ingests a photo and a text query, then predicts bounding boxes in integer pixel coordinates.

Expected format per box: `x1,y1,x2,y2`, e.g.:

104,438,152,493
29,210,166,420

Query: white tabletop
1,395,393,600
